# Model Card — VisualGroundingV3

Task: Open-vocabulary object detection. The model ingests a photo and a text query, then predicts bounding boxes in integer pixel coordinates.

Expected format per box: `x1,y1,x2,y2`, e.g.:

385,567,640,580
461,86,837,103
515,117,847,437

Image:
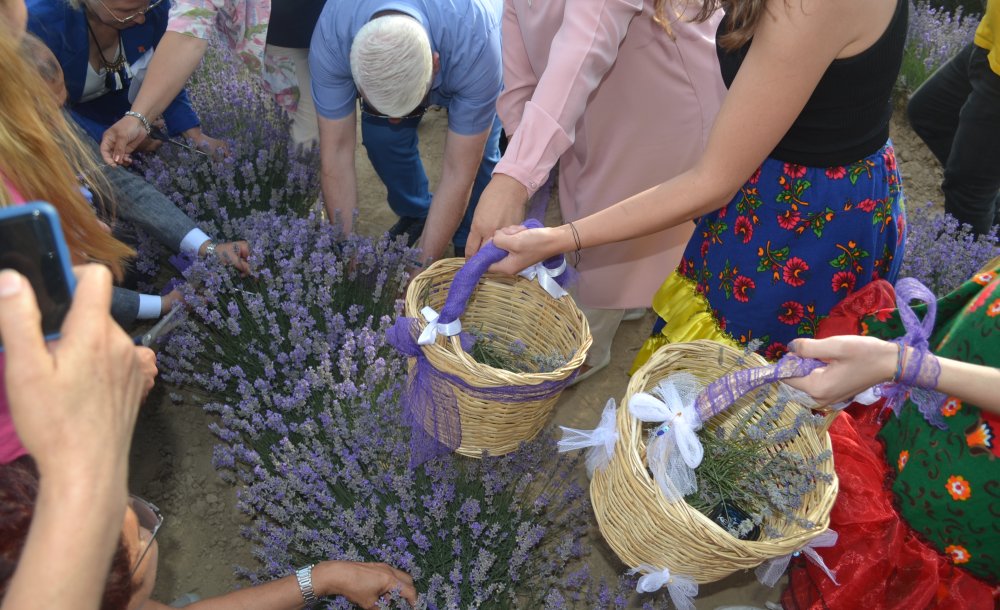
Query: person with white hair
310,0,503,263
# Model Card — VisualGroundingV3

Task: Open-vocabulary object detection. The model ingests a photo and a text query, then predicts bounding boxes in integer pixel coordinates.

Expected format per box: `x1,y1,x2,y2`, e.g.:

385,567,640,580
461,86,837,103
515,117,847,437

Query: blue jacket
27,0,200,142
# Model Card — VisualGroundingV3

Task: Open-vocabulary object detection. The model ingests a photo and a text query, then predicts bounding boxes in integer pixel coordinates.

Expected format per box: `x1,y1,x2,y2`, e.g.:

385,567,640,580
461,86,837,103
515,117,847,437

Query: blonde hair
350,15,432,118
0,21,133,279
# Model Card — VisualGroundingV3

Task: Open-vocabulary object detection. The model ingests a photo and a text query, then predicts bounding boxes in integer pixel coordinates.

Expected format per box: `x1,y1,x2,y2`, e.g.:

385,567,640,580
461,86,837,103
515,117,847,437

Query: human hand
487,224,571,276
201,240,251,275
160,288,183,317
182,127,228,156
783,336,898,406
465,174,529,257
319,560,417,608
0,265,152,480
100,114,149,165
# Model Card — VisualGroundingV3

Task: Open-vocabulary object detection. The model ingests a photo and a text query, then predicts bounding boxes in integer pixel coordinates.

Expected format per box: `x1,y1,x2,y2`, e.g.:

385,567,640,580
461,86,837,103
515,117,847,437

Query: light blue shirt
309,0,502,136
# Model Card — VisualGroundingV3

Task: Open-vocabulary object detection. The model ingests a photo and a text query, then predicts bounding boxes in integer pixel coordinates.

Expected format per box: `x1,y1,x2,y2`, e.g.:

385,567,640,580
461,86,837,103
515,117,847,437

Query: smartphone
0,202,76,349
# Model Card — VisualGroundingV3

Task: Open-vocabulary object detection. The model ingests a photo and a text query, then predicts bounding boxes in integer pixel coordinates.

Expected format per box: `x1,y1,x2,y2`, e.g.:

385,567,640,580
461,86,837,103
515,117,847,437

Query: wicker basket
404,257,591,457
590,340,838,583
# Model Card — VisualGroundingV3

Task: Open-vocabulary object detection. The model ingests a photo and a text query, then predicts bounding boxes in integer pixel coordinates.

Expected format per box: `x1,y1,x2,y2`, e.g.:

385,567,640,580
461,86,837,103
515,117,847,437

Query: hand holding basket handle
418,219,571,345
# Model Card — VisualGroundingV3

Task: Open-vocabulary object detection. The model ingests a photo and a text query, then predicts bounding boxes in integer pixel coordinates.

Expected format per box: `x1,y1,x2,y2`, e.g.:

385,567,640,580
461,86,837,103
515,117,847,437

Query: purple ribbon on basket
877,278,948,429
387,219,577,467
692,353,825,422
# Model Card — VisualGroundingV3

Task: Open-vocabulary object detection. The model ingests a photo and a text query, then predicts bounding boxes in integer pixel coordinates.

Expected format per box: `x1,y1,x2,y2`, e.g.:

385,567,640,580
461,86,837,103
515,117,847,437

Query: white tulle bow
755,529,840,587
557,399,618,476
416,305,463,346
630,565,698,610
518,259,568,299
628,373,704,501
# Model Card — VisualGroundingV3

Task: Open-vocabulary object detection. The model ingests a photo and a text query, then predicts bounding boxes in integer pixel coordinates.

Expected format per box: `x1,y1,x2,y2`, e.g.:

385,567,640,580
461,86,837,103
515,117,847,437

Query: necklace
85,18,132,92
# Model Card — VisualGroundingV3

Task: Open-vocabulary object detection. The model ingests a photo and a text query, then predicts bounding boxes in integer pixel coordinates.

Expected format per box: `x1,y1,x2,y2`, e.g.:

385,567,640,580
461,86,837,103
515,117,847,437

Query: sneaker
388,215,426,247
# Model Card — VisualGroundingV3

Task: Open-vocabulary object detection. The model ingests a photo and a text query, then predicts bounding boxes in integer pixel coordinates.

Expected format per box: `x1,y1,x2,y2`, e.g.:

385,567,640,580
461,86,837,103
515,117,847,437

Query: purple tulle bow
878,278,948,429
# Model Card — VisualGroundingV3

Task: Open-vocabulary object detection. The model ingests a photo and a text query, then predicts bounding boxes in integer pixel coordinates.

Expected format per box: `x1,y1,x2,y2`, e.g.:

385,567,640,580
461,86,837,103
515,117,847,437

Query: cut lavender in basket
467,327,570,374
682,385,833,540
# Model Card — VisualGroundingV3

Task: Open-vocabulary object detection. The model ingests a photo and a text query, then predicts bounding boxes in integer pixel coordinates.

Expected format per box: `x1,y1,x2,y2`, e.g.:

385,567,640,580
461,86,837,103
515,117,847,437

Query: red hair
0,457,134,610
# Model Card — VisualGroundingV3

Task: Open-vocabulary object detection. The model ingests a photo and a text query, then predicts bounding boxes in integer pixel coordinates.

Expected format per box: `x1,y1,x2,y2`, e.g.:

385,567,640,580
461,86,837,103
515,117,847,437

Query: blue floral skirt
632,141,906,369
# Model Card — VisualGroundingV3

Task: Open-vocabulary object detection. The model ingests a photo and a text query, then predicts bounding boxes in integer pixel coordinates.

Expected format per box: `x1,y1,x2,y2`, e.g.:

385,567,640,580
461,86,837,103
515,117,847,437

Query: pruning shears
149,125,209,157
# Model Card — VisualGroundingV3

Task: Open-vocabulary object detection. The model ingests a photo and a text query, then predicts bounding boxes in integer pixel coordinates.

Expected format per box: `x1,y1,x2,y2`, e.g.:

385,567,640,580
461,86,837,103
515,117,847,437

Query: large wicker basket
590,340,838,583
404,257,591,457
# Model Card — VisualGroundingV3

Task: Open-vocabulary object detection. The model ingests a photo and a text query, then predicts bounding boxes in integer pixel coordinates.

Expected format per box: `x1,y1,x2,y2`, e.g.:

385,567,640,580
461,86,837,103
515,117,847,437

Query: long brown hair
655,0,773,50
0,20,133,279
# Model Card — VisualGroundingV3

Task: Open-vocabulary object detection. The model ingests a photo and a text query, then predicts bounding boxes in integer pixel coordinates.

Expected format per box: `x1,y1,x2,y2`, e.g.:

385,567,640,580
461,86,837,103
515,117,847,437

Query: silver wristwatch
202,240,217,258
295,564,317,606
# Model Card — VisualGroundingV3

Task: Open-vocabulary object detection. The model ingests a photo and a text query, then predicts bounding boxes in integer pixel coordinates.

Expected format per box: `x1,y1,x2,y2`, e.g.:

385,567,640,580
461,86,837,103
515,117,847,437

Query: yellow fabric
629,272,739,374
974,0,1000,76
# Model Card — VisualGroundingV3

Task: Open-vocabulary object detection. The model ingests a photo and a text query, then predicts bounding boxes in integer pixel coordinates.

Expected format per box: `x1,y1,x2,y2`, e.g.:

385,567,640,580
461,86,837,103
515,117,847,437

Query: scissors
149,124,210,157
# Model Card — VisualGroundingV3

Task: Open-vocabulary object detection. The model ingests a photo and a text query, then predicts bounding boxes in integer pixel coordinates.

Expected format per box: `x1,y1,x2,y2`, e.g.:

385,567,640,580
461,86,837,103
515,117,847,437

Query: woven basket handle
436,218,565,325
693,354,826,422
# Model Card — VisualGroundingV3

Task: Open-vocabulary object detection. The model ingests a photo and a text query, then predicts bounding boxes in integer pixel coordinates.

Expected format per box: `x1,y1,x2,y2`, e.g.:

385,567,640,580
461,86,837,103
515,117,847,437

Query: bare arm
466,0,642,256
418,127,491,262
785,336,1000,415
142,560,416,610
0,267,154,610
318,113,359,232
489,0,865,274
100,32,209,164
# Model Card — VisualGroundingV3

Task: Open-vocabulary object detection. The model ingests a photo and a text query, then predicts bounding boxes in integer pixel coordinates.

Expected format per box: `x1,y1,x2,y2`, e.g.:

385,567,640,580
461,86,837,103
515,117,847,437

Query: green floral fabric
863,264,1000,583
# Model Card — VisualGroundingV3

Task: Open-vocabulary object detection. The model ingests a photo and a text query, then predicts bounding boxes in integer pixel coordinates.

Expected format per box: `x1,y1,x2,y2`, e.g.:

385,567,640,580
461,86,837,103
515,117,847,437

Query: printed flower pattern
945,545,971,565
941,397,962,417
778,301,805,325
946,475,971,501
987,299,1000,318
672,142,903,357
898,450,909,471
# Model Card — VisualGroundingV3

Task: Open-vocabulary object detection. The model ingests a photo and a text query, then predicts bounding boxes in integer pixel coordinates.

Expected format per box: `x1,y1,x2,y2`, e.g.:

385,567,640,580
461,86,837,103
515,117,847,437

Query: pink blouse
1,175,30,464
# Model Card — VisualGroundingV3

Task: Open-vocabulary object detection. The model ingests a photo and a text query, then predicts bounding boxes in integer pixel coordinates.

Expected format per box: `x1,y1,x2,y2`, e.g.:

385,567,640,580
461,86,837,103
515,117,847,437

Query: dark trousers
360,112,502,248
908,43,1000,235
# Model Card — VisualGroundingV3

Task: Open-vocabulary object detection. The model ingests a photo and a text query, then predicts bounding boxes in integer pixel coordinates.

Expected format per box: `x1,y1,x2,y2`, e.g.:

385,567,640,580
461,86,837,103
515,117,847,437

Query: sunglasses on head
357,96,428,121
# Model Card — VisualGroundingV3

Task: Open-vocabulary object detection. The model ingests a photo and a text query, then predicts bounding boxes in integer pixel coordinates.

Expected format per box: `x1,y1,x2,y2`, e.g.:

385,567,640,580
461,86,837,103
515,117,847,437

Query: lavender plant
158,211,625,608
900,1,980,92
130,42,320,290
899,201,999,295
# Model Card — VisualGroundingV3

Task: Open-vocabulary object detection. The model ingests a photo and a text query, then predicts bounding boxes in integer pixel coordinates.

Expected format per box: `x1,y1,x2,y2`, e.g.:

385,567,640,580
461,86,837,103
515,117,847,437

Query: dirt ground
129,107,942,607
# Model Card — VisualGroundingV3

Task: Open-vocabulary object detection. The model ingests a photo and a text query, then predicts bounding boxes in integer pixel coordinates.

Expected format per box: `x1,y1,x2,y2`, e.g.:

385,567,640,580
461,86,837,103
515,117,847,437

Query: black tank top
717,0,907,167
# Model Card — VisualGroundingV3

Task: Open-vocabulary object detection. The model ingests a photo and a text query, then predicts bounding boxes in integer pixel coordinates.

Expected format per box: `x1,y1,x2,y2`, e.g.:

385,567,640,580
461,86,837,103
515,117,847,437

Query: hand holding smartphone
0,202,76,349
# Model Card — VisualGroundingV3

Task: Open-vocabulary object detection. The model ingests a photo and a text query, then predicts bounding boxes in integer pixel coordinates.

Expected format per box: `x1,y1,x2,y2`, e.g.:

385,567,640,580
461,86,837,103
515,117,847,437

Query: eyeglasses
358,96,428,121
129,495,163,577
93,0,164,24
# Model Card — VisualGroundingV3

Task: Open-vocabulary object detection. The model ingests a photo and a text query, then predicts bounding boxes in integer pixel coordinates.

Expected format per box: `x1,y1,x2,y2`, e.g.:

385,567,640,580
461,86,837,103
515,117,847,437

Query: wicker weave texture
405,258,592,457
590,340,839,583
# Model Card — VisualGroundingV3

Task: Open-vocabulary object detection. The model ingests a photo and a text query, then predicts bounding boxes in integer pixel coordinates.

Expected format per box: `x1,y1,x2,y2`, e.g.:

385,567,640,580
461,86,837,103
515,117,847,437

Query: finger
498,224,528,236
465,232,483,258
397,579,417,605
236,241,250,259
787,338,833,361
0,270,51,378
390,567,414,586
58,265,114,349
100,131,119,165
